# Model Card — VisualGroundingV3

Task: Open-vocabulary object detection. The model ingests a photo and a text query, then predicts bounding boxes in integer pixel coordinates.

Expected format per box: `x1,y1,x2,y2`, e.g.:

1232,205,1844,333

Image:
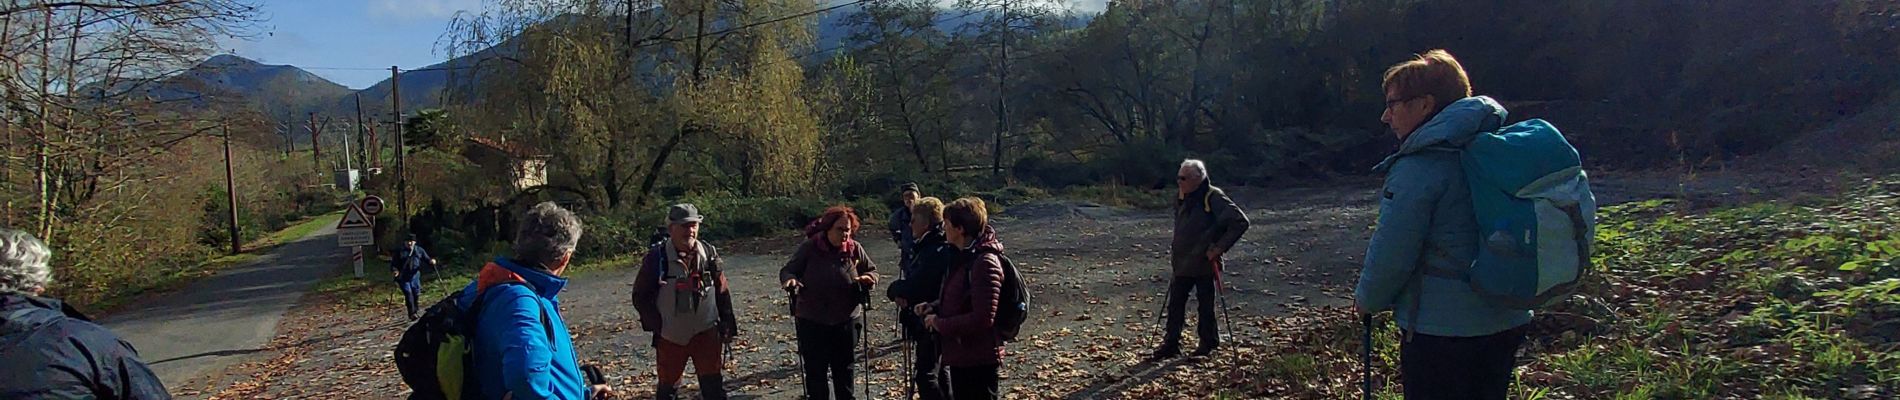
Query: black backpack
394,282,546,400
994,255,1030,342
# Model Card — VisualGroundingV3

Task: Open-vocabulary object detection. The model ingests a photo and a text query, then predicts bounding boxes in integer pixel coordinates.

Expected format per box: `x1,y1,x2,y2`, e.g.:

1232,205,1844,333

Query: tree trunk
633,124,694,207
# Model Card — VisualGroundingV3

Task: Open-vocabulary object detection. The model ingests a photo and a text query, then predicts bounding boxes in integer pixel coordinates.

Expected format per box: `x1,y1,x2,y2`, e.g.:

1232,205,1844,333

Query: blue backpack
1441,119,1598,310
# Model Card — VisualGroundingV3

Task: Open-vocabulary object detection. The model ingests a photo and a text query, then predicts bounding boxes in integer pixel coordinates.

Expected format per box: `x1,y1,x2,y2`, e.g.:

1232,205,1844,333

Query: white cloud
369,0,482,20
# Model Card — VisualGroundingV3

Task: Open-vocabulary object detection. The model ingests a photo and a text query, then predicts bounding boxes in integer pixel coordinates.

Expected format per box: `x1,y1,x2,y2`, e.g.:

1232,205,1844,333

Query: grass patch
90,210,344,314
1218,175,1900,399
258,211,342,248
1524,175,1900,398
1054,184,1172,210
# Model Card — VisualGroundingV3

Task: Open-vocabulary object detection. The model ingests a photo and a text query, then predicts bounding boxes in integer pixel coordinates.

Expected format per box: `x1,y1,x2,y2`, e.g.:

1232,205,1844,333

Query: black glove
581,364,606,385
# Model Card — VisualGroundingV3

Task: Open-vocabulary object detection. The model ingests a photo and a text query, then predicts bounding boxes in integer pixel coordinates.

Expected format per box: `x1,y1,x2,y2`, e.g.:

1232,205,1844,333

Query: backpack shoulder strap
470,282,555,340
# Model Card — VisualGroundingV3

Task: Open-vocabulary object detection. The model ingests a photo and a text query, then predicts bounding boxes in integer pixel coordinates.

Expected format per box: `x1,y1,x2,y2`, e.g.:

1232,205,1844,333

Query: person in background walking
887,197,954,399
891,183,922,269
460,202,613,400
632,204,738,400
780,206,880,400
1356,49,1530,400
915,197,1007,400
1153,159,1251,359
0,228,171,400
392,234,436,321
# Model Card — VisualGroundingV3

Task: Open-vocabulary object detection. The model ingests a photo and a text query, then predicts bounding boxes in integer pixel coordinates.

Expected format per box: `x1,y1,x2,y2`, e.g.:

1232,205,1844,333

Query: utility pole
354,92,367,171
222,120,241,255
308,112,320,180
367,123,379,169
993,0,1010,180
391,66,406,220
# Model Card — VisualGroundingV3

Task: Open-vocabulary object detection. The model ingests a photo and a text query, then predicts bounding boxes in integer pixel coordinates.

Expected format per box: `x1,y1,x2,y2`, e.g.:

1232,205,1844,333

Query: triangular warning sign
337,204,374,229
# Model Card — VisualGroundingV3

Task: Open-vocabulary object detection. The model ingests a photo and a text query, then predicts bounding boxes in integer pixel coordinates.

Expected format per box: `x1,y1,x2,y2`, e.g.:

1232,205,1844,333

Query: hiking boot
654,384,678,400
1149,344,1180,360
698,374,729,400
1191,345,1218,357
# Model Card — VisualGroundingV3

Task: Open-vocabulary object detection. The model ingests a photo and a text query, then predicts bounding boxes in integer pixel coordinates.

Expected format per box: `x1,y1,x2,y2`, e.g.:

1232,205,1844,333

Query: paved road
101,223,345,393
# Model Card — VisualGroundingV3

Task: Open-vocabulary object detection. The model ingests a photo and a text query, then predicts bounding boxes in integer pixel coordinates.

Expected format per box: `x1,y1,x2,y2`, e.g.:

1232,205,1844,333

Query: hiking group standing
379,48,1593,400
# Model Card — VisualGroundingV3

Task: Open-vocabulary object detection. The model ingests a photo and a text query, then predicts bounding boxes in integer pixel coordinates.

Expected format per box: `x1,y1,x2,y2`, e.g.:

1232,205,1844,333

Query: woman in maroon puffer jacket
917,197,1006,400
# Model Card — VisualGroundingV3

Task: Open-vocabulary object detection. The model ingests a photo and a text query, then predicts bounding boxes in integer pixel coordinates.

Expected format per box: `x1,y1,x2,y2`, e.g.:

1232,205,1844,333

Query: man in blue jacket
0,228,171,399
1356,49,1531,400
391,234,435,321
459,202,613,400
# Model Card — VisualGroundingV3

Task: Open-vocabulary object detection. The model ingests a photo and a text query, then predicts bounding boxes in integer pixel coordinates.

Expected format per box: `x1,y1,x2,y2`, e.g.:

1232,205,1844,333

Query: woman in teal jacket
1356,50,1530,400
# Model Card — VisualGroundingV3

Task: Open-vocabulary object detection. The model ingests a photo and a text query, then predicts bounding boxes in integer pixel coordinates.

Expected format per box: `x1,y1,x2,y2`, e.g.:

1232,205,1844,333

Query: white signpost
338,202,375,278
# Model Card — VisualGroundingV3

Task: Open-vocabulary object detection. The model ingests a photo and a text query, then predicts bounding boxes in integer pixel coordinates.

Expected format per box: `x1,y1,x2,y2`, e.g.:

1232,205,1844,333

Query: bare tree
0,1,260,243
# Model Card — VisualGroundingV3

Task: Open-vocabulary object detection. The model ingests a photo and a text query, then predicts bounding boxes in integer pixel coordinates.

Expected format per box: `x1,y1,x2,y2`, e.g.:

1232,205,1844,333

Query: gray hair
0,228,52,294
514,202,584,266
1180,159,1209,180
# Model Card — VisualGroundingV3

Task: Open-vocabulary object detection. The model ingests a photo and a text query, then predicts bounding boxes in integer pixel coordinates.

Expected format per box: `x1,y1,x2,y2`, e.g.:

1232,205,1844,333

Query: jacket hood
916,224,947,247
806,234,859,258
0,293,87,336
966,225,1005,256
476,257,568,299
1374,96,1508,172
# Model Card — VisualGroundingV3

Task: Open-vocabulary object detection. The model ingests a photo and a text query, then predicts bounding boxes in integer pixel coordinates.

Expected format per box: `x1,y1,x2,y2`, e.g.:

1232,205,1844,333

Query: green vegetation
84,210,344,313
1170,176,1900,399
1524,178,1900,398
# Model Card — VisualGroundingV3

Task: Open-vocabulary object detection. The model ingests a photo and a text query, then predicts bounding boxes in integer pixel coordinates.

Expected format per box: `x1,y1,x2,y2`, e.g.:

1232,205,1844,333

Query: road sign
337,203,376,247
337,203,374,229
360,196,385,215
338,227,375,247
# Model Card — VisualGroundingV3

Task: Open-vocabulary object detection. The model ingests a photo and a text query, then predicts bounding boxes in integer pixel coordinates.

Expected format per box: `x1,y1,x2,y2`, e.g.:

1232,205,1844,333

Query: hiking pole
1212,258,1236,342
897,307,911,400
860,283,873,400
1362,313,1374,400
788,285,805,398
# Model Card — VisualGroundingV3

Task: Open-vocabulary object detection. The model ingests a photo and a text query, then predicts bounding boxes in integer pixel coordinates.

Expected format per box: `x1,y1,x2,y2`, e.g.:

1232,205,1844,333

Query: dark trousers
796,318,859,400
1399,326,1527,400
1162,276,1218,349
944,364,999,400
396,276,421,318
901,312,945,400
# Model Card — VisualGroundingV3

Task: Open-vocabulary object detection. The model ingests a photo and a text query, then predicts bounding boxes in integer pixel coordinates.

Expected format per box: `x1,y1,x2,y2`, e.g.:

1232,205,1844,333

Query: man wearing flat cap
632,204,739,400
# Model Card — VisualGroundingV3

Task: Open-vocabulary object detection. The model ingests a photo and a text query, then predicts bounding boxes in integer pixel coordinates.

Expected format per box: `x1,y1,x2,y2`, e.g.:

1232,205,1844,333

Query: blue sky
223,0,1107,89
223,0,483,89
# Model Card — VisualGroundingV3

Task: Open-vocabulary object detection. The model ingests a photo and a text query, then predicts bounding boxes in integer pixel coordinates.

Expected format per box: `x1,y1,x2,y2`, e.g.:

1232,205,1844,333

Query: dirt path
99,223,343,396
206,174,1767,399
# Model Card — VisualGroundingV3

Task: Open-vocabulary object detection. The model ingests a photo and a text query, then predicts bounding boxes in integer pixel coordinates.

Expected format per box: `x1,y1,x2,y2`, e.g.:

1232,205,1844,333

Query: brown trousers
656,329,723,386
